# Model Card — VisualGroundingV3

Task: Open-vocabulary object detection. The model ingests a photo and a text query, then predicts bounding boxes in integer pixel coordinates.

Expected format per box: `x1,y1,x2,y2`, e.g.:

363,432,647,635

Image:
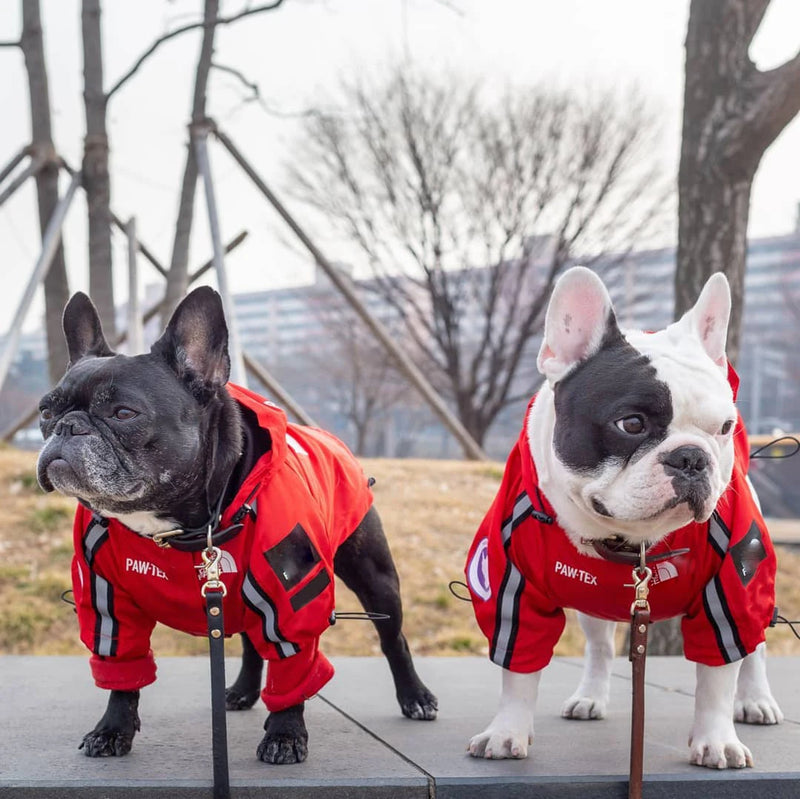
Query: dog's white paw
468,727,532,759
561,693,607,720
688,729,753,769
734,695,784,725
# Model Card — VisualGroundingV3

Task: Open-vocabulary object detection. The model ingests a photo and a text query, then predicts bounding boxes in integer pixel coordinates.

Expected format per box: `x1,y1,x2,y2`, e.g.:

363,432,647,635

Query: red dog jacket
72,383,373,711
466,381,776,673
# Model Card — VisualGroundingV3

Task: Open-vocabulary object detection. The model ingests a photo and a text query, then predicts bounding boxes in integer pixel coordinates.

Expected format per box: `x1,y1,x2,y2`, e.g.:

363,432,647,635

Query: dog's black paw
400,686,438,721
80,689,141,757
257,704,308,764
257,731,309,764
226,686,260,711
79,728,136,757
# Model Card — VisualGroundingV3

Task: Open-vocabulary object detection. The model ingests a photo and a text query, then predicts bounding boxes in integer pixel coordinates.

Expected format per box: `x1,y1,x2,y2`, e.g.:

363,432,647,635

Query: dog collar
587,535,690,566
151,484,258,552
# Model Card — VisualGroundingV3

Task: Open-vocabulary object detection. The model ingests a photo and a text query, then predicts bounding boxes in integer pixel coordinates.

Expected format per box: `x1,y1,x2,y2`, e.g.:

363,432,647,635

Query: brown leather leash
626,545,652,799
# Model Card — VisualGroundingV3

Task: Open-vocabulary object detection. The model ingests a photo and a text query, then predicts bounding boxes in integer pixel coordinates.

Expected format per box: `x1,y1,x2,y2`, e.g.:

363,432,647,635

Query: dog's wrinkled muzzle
660,445,713,520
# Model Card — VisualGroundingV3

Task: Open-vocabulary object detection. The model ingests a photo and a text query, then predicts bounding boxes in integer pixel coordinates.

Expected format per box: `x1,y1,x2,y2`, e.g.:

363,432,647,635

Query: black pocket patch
729,521,767,587
289,569,331,611
264,524,321,590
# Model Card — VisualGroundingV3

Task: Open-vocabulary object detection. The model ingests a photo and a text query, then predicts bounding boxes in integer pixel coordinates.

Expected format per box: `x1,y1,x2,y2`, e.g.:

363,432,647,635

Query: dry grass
2,445,799,660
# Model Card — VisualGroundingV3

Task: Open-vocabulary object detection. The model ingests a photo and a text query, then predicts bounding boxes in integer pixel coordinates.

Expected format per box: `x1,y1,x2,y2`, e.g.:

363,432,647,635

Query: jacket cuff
262,643,334,712
90,651,157,691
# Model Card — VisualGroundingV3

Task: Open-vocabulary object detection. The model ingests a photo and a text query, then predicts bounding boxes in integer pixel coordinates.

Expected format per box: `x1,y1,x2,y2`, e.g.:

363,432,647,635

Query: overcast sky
1,0,799,334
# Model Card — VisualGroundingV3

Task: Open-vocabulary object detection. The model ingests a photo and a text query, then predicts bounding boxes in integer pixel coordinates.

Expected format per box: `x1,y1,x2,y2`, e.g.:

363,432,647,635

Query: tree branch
748,49,800,153
212,60,316,118
105,0,285,102
0,39,20,48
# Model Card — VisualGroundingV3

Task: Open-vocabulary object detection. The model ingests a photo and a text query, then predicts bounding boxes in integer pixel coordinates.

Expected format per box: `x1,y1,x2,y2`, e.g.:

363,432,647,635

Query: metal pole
213,126,488,461
126,217,144,354
0,169,81,392
243,352,318,427
112,211,167,278
0,147,28,187
121,231,250,343
190,230,248,283
193,124,247,387
0,154,44,208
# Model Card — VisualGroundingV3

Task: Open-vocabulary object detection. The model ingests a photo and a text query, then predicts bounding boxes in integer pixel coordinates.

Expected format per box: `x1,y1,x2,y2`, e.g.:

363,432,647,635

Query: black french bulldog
37,287,437,764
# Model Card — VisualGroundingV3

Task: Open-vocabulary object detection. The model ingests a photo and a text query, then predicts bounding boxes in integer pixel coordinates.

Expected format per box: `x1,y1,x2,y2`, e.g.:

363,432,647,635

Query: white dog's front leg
561,613,615,720
734,642,783,725
468,669,540,759
689,660,752,769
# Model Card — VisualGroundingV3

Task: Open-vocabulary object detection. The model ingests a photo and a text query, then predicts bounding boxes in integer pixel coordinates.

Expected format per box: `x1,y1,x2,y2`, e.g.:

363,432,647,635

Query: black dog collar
588,535,690,566
150,484,258,552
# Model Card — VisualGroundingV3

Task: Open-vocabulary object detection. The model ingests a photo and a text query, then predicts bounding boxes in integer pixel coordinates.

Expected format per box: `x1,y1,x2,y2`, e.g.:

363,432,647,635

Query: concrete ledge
1,655,799,798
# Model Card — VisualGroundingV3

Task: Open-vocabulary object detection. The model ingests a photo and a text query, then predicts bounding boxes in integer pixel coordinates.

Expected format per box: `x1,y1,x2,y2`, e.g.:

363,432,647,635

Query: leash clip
624,542,651,614
200,537,227,597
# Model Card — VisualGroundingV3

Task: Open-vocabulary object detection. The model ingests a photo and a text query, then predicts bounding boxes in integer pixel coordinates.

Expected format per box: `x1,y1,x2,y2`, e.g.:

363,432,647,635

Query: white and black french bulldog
37,287,437,764
465,267,781,769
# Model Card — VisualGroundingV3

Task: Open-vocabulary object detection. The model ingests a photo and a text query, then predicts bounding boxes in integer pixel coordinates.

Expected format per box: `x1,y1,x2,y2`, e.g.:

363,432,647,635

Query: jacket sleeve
466,491,565,674
240,507,338,711
72,507,157,690
681,467,776,666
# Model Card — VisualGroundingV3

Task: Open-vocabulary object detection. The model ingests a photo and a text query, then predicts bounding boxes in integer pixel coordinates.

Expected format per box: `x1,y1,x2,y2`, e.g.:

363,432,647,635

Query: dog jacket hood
466,375,776,673
71,383,373,711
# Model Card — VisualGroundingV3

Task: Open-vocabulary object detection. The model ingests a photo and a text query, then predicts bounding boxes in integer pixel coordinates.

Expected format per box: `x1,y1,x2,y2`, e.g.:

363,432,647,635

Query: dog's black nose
661,446,709,477
54,413,91,437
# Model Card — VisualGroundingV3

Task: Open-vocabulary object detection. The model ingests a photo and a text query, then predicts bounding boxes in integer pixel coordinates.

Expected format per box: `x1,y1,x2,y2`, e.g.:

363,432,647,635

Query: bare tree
157,0,284,324
309,298,410,455
676,0,800,362
81,0,115,336
160,0,220,327
289,70,668,445
19,0,70,382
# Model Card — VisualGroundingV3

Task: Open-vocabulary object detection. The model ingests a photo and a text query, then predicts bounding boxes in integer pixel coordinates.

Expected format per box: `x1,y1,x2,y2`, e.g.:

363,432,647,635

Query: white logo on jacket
196,550,238,581
468,538,492,600
125,558,168,580
553,560,598,586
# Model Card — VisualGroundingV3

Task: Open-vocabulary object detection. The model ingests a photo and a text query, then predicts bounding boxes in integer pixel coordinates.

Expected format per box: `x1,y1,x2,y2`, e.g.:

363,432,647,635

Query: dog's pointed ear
675,272,730,370
62,292,114,365
537,267,620,385
151,287,230,400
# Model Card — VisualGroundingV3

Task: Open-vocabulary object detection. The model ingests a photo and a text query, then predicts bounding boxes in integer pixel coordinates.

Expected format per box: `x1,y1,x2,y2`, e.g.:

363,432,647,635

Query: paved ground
1,654,799,798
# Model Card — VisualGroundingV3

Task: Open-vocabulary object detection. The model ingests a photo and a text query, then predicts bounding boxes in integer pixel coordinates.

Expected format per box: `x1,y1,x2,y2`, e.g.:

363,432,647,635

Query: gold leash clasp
625,542,652,614
200,526,227,597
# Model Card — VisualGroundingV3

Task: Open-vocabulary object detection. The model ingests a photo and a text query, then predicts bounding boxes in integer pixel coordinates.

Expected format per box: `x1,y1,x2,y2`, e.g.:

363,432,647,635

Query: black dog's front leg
257,703,308,764
226,633,264,710
80,689,141,757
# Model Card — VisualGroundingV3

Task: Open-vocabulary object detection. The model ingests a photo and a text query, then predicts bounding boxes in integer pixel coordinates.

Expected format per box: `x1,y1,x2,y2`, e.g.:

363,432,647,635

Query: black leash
201,542,231,799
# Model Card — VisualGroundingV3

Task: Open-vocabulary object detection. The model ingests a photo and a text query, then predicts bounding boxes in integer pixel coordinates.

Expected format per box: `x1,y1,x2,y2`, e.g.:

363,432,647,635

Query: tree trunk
20,0,70,383
677,171,752,363
161,0,219,326
81,0,115,336
675,0,800,363
666,0,800,656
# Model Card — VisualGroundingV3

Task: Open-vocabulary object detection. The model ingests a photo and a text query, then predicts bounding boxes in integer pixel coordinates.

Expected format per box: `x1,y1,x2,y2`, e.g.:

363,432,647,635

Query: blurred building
5,228,800,461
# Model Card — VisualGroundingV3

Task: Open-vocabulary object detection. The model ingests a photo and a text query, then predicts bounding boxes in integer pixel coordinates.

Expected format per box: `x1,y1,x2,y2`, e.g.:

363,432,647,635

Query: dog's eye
113,407,138,421
39,408,53,422
720,419,734,435
615,415,645,435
